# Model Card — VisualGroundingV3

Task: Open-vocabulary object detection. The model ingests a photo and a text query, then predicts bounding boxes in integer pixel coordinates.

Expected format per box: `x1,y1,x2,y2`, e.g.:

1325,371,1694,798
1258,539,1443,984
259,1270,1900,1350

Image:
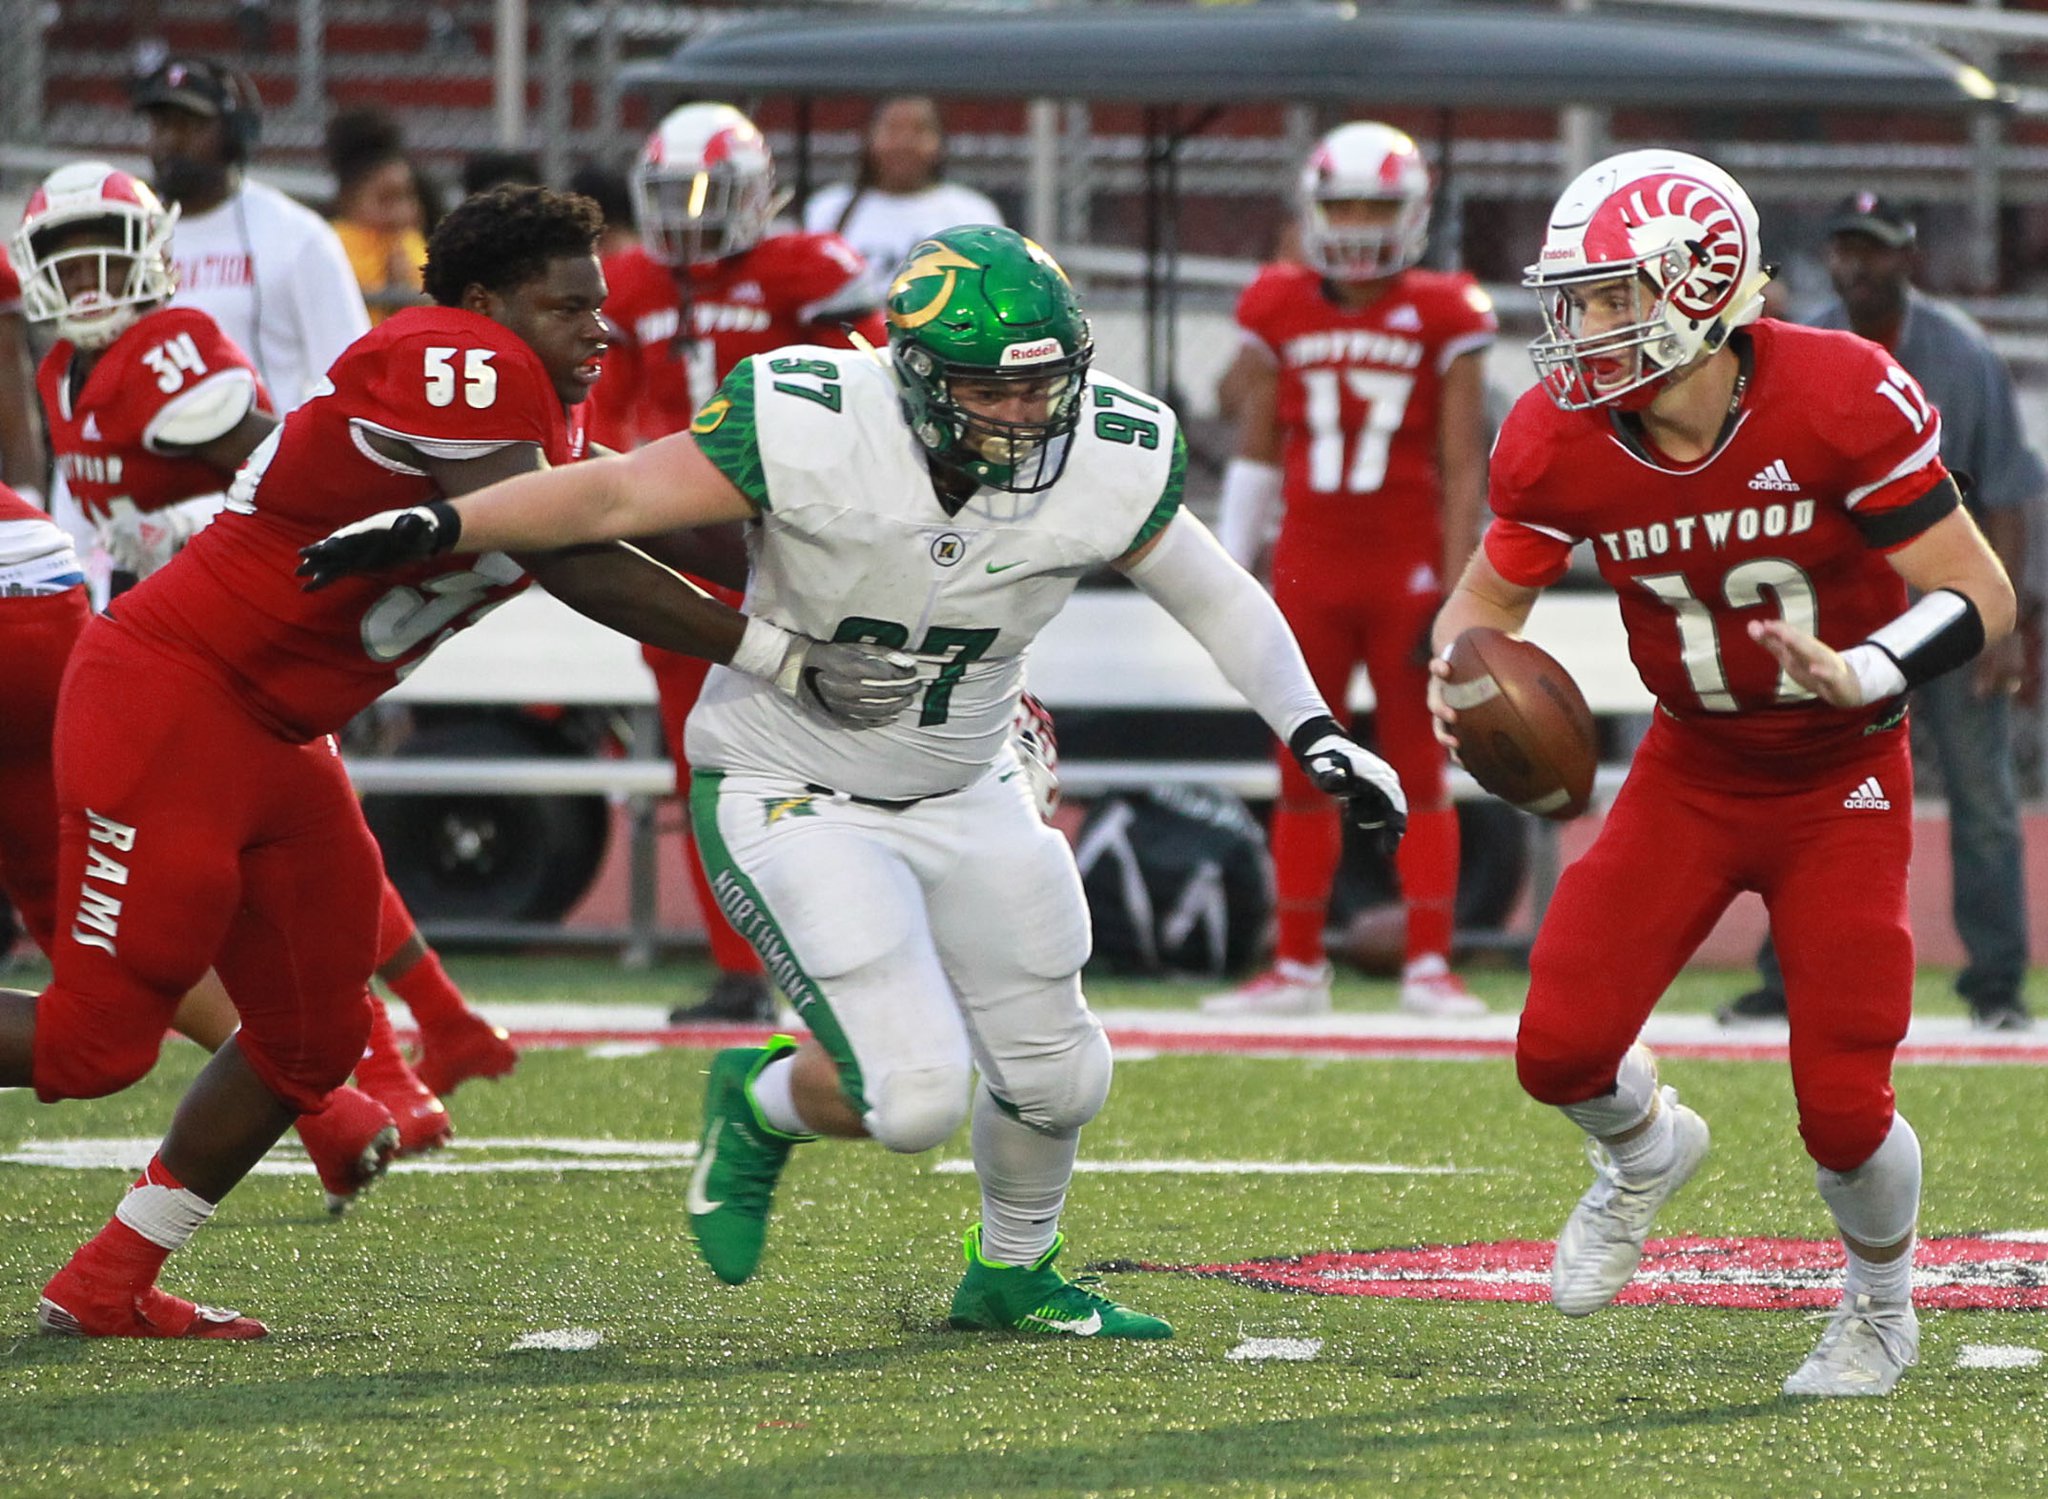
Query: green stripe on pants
688,770,868,1111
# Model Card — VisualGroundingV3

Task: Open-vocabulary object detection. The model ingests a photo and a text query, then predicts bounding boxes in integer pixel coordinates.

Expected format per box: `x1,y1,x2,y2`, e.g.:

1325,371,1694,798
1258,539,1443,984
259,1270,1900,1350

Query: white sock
1560,1043,1661,1143
1845,1236,1916,1304
1604,1098,1675,1183
747,1055,808,1137
971,1081,1075,1265
1818,1113,1921,1304
1403,953,1449,982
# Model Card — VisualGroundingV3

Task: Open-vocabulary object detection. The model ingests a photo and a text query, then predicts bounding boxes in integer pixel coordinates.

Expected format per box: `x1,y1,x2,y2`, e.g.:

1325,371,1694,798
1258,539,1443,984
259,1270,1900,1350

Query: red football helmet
12,161,178,350
1297,121,1432,282
630,102,780,267
1524,148,1769,412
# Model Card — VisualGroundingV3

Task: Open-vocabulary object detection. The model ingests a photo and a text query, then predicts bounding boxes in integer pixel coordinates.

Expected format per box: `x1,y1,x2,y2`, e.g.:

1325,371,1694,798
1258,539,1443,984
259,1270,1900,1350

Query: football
1442,627,1597,820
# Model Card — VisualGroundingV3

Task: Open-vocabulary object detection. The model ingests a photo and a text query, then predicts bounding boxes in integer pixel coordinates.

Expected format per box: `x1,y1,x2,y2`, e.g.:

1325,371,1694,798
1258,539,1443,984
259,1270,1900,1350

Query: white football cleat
1399,956,1487,1017
1200,959,1333,1017
1551,1086,1710,1316
1782,1294,1919,1398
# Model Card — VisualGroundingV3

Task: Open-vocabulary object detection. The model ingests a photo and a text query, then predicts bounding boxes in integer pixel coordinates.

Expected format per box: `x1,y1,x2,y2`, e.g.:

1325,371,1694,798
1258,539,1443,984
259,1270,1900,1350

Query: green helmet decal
886,226,1093,494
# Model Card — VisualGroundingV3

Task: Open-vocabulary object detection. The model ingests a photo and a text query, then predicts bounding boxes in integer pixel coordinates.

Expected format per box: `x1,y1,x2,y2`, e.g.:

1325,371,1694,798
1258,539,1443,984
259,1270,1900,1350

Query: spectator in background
462,149,541,199
133,58,369,412
0,248,49,509
326,107,431,324
803,96,1003,308
567,162,638,258
1720,193,2043,1032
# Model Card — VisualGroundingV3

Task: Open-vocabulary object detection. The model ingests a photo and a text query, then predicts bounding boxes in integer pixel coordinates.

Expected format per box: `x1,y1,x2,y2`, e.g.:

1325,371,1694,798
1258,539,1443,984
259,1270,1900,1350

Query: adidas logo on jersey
80,414,101,442
1385,304,1422,332
1843,776,1892,811
1748,459,1799,492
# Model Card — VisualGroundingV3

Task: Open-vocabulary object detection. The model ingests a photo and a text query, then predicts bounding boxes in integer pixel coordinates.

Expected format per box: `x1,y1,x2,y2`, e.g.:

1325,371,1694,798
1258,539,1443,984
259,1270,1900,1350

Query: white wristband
1839,643,1909,706
729,616,798,683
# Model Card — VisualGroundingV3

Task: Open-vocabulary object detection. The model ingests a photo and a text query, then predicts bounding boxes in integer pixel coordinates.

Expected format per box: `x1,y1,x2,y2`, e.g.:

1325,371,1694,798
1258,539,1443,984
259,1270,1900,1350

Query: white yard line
1958,1344,2044,1369
1227,1337,1324,1362
511,1329,603,1352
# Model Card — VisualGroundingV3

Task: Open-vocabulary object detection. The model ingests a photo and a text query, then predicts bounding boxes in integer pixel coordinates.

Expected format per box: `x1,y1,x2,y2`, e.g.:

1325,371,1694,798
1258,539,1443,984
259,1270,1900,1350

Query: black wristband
1865,587,1985,690
1287,714,1344,762
425,500,462,553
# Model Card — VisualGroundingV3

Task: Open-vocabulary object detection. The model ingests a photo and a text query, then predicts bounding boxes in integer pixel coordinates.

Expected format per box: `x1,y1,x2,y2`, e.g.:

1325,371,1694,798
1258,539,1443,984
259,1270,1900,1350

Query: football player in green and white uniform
300,226,1407,1339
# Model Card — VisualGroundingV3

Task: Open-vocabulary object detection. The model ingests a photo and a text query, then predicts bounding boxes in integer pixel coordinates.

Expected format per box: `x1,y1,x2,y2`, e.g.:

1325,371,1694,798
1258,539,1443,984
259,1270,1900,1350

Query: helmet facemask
15,205,178,352
1527,252,1708,412
631,162,774,268
1302,193,1429,282
897,341,1090,494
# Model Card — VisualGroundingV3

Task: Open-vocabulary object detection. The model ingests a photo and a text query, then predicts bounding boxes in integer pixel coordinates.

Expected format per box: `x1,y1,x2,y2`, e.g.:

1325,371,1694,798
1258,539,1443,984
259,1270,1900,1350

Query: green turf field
2,957,2046,1498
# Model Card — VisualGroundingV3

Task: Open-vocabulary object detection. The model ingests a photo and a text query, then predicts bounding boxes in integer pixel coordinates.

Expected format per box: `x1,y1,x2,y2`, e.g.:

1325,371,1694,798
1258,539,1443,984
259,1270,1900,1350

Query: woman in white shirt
803,96,1004,307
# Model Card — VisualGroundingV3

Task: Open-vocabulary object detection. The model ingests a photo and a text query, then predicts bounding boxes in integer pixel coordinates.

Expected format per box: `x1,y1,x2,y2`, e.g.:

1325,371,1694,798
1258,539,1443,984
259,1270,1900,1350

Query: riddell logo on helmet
1001,339,1063,366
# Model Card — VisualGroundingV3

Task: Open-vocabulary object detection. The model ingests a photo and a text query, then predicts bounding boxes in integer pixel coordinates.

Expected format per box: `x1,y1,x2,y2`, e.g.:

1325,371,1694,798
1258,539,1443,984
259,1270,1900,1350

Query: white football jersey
685,345,1185,798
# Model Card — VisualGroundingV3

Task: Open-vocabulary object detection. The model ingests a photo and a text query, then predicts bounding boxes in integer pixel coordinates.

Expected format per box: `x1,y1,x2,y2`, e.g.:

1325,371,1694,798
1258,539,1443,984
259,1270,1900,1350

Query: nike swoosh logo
985,560,1026,574
686,1123,723,1215
1023,1310,1102,1336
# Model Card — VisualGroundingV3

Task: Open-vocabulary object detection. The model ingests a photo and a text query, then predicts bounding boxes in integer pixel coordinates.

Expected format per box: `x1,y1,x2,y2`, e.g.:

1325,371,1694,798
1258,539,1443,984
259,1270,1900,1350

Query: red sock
384,946,469,1029
1397,805,1460,965
1270,799,1343,967
81,1155,209,1289
683,831,766,977
374,875,414,968
360,991,404,1070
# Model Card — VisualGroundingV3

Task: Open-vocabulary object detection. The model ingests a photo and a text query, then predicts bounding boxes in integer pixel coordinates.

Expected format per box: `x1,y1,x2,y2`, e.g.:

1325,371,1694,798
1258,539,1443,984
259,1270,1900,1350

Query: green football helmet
886,225,1093,494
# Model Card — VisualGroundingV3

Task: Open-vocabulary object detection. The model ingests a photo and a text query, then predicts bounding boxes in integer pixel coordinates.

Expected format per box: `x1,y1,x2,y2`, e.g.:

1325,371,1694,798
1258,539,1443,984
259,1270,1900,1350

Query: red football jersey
37,306,271,525
1486,320,1951,752
1237,262,1497,559
114,305,583,741
590,232,883,449
0,245,20,313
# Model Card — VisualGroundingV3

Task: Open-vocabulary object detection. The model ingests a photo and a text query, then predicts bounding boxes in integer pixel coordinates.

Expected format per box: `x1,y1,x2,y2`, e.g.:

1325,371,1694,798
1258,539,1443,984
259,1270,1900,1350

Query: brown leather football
1442,627,1597,820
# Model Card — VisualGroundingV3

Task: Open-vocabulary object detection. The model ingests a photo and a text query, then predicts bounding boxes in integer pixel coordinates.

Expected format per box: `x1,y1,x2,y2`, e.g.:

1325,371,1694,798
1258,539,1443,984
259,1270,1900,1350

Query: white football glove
729,617,920,729
100,502,200,577
1009,692,1060,821
1287,715,1408,856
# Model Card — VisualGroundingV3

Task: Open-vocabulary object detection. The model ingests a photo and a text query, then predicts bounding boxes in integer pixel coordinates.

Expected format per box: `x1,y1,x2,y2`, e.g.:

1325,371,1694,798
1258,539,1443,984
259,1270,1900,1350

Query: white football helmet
1524,148,1770,412
1298,121,1432,281
13,161,179,350
630,102,779,267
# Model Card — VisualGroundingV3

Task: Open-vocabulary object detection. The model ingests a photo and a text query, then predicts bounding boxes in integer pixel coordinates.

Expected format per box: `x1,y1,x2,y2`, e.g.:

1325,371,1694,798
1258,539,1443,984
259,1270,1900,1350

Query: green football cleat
687,1037,811,1285
948,1224,1173,1340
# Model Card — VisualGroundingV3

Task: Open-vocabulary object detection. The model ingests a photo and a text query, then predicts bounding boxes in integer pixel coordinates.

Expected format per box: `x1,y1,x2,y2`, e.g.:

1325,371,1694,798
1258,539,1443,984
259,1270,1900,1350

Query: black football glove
1288,714,1408,857
297,501,462,591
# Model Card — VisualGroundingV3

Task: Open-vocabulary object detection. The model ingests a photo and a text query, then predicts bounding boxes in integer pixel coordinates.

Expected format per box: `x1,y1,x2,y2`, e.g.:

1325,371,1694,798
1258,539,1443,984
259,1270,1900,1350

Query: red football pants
32,617,381,1113
643,601,764,977
1517,712,1914,1172
0,587,91,953
1268,548,1456,966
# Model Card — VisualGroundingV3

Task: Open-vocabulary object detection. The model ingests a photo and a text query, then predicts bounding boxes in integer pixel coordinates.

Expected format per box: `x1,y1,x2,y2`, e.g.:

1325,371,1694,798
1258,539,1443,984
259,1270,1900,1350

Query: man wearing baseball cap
1723,190,2043,1032
132,57,368,412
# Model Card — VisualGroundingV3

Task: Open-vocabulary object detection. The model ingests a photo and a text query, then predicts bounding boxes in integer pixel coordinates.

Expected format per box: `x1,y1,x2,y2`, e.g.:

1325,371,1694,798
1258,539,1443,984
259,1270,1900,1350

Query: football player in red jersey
14,162,508,1173
0,185,890,1339
1430,150,2015,1397
1205,122,1496,1020
593,101,886,1024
